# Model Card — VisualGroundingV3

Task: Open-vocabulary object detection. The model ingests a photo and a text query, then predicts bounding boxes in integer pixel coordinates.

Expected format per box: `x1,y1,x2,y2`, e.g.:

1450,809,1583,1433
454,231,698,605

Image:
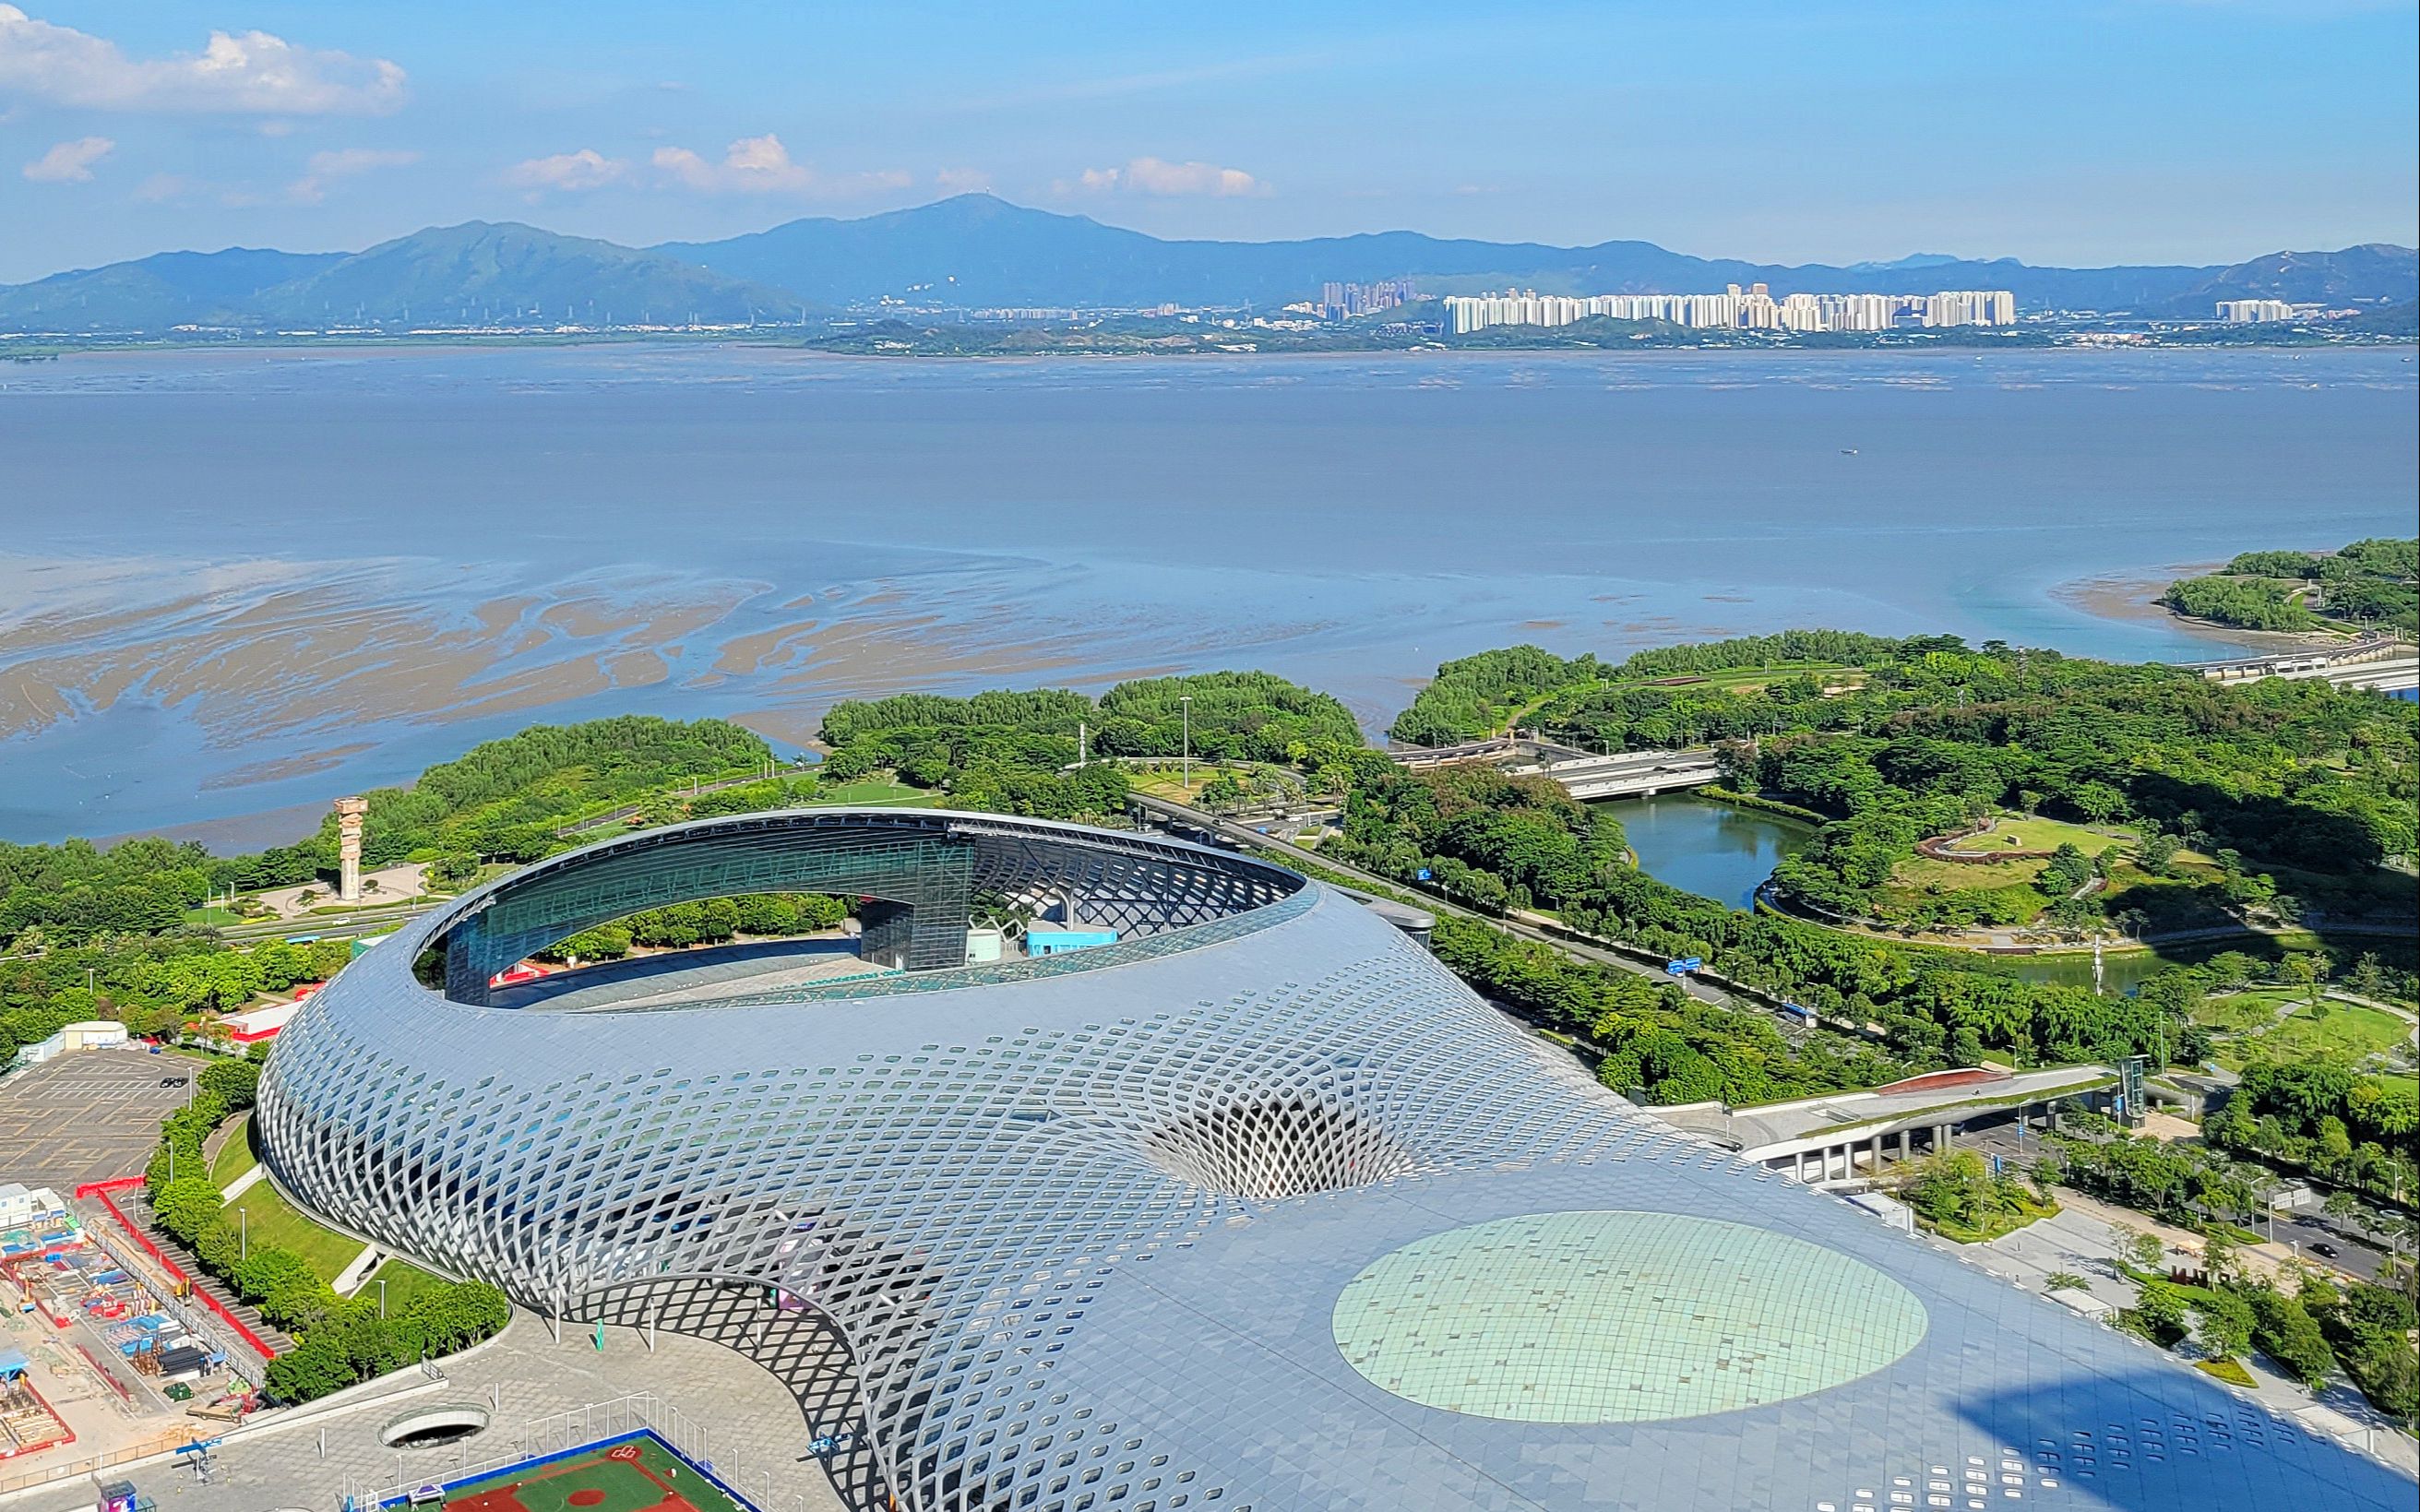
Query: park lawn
183,905,245,928
208,1113,260,1188
2254,1000,2412,1068
2193,988,2294,1036
361,1257,452,1312
1127,762,1250,803
1949,814,2134,857
227,1180,365,1283
1925,1196,2060,1245
1888,851,2046,892
803,776,943,808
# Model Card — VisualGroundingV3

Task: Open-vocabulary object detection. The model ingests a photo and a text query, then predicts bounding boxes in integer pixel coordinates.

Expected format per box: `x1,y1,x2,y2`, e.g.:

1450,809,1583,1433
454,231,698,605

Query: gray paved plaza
0,1308,854,1512
0,1047,196,1189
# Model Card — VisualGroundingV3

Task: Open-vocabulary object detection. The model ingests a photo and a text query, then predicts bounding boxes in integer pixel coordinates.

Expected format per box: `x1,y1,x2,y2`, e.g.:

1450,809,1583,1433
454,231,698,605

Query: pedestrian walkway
1974,1197,2417,1482
330,1244,382,1297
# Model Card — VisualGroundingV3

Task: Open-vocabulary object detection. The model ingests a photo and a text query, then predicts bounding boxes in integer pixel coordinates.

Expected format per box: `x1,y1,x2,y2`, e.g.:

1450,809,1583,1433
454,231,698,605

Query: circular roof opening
1331,1210,1925,1424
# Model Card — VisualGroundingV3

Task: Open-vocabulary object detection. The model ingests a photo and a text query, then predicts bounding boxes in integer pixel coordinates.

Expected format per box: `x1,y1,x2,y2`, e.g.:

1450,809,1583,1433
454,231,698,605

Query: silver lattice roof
255,809,2411,1512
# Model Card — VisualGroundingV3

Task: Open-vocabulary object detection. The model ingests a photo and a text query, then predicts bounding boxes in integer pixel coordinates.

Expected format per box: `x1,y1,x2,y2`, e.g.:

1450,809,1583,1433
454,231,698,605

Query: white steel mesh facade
256,810,2411,1512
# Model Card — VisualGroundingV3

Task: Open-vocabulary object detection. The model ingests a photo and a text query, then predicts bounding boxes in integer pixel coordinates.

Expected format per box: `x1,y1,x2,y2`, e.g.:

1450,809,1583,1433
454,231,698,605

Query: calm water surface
1601,792,1813,911
1607,792,2319,995
2,344,2413,842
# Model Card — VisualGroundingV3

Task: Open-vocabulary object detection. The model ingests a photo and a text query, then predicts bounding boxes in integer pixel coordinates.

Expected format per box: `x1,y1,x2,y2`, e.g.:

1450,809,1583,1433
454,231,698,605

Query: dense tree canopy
2165,536,2418,634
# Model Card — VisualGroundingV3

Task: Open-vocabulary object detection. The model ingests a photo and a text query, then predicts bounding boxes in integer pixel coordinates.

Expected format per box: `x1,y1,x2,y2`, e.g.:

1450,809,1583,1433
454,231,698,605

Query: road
211,902,435,946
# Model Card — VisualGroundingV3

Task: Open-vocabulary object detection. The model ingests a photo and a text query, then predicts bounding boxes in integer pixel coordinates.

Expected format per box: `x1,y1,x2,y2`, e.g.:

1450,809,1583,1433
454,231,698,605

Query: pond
1600,792,2335,997
1997,944,2188,995
1598,792,1814,911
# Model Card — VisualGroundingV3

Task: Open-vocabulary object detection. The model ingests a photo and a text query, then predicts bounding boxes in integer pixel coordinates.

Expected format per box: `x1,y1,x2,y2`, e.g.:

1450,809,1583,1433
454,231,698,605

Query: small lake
1599,792,1814,911
1604,791,2204,993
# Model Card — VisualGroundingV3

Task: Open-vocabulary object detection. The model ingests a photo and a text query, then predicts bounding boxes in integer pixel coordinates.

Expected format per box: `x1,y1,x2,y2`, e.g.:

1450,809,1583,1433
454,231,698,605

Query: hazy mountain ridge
0,223,797,332
655,196,2236,311
4,195,2412,333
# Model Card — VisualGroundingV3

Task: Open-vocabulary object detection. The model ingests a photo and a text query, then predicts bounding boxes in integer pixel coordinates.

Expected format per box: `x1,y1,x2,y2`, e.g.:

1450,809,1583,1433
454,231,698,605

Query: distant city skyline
2,2,2415,285
1443,284,2019,336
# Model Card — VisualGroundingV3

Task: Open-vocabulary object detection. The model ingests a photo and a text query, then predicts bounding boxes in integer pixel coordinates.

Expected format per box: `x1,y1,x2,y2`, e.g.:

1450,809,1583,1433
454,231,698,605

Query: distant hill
0,246,340,329
655,195,2234,312
0,222,799,332
2161,244,2420,315
3,196,2413,332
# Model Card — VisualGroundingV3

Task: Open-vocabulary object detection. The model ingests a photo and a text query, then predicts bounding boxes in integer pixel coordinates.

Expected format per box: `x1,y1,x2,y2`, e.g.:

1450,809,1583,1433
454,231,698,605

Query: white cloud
286,146,418,203
1070,156,1261,197
0,6,405,115
650,134,909,196
505,148,629,193
21,133,110,182
134,172,194,202
934,166,991,194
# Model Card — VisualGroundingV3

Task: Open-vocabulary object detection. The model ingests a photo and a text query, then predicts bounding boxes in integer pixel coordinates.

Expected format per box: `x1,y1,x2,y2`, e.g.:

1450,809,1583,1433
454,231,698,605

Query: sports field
430,1436,752,1512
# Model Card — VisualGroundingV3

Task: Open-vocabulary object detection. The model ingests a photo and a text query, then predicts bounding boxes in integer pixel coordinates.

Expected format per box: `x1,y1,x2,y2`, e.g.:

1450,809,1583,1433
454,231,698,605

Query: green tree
2115,1224,2168,1275
2247,1286,2341,1390
197,1056,261,1109
2134,1278,2189,1341
2191,1291,2256,1361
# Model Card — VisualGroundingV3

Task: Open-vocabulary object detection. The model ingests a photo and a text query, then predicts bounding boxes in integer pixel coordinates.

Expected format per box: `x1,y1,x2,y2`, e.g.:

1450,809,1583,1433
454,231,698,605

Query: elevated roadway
2186,634,2416,691
1653,1065,2119,1185
1508,746,1723,800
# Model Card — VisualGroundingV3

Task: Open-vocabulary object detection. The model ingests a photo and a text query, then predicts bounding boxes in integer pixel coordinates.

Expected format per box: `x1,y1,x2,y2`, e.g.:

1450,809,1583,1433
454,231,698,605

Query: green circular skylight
1331,1209,1927,1424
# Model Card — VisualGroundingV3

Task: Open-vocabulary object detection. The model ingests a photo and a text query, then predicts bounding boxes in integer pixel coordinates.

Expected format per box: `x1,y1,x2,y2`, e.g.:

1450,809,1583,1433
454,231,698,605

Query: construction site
0,1185,258,1494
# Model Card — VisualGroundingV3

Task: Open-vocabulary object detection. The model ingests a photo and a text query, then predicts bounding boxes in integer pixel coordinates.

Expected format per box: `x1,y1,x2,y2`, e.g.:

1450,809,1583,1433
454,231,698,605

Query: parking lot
0,1048,195,1189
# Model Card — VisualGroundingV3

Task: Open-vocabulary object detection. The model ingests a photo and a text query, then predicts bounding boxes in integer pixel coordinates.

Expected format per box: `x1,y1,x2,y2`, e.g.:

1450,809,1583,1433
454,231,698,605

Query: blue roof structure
256,809,2412,1512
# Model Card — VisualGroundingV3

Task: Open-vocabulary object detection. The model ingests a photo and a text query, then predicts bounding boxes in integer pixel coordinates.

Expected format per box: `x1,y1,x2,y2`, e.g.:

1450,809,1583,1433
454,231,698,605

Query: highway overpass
1508,746,1723,800
1653,1065,2118,1187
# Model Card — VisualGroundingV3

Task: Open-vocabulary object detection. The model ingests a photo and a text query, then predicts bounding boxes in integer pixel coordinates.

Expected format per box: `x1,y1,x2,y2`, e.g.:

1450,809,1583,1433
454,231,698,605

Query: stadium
256,808,2408,1512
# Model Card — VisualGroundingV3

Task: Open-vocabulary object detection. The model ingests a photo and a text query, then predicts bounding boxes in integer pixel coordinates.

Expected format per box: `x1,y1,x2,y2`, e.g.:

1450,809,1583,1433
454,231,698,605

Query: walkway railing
0,1427,191,1498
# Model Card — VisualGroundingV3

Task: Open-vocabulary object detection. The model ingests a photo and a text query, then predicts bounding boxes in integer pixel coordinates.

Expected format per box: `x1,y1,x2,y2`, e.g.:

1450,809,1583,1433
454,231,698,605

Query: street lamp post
379,1278,387,1319
1180,695,1193,792
240,1208,247,1264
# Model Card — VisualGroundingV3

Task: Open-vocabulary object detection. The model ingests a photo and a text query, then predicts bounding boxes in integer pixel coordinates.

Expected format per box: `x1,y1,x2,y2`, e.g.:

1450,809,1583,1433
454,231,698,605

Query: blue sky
2,1,2414,283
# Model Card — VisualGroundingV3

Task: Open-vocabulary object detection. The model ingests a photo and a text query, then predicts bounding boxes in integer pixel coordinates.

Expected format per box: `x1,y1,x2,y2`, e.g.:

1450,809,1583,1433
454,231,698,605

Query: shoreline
34,565,2398,856
13,334,2420,370
2048,563,2352,657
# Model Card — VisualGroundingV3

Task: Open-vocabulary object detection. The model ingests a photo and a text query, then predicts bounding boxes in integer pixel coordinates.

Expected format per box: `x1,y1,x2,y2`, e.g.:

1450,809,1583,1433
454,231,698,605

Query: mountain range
3,195,2413,333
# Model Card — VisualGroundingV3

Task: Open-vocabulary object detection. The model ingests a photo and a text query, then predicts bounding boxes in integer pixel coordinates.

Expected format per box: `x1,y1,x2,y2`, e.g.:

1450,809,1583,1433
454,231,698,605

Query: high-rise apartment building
1443,285,2018,336
1321,279,1420,319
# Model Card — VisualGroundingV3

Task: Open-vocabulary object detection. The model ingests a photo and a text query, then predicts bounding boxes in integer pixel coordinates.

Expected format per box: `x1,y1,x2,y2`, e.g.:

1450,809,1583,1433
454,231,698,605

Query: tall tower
334,796,368,902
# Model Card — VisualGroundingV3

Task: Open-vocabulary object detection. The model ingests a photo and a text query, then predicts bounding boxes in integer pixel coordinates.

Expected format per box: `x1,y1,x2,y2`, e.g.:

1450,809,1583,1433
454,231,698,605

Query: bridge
1389,731,1591,769
1653,1065,2119,1187
1390,733,1721,799
1507,746,1723,800
2187,634,2418,692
